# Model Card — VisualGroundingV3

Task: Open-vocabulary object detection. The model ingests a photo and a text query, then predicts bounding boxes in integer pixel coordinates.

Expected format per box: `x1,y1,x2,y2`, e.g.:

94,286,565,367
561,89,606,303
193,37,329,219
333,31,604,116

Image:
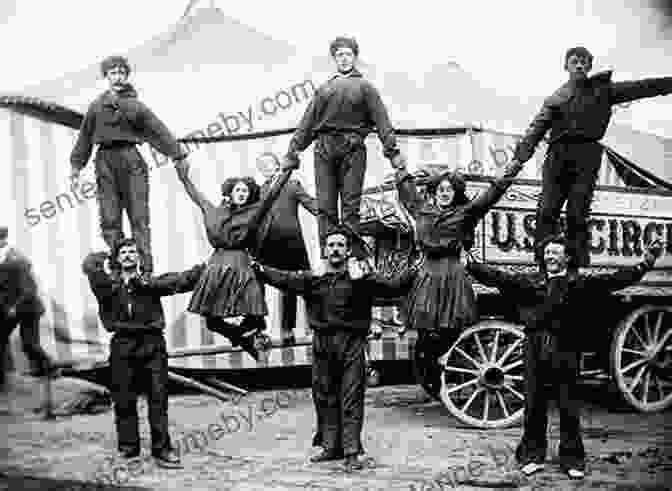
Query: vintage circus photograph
1,0,671,489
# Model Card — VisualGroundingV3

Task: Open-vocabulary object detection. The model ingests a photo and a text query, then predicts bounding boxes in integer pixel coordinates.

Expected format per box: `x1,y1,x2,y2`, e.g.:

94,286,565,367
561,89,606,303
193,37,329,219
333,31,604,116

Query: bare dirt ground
1,373,670,491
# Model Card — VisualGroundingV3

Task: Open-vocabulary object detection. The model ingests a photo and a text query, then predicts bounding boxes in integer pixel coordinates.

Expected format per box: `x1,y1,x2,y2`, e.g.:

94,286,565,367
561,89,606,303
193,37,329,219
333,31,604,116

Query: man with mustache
282,37,407,259
466,235,664,479
82,238,204,468
71,55,189,275
510,46,672,273
252,226,412,472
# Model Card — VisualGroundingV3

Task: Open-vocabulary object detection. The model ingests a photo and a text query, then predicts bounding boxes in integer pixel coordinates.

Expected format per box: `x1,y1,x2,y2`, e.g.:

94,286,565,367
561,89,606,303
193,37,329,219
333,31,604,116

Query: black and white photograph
1,0,671,489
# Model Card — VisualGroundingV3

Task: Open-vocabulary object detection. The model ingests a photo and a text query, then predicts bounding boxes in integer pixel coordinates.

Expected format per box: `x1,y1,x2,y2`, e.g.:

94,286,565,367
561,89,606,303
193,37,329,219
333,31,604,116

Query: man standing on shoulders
71,55,189,275
0,226,53,395
282,37,407,258
252,226,411,472
466,234,663,480
82,238,203,468
509,46,672,273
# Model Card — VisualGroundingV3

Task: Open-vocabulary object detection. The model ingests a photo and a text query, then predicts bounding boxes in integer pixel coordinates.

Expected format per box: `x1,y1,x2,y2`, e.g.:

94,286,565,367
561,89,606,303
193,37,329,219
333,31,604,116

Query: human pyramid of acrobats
1,38,670,476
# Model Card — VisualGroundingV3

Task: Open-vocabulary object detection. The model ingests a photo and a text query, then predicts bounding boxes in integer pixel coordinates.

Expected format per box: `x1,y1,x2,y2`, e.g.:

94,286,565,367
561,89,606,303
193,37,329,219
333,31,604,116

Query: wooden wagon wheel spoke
490,329,500,363
502,383,525,401
653,311,664,345
630,321,649,350
443,365,480,376
496,338,523,367
652,330,672,358
643,371,651,404
643,313,653,345
482,390,491,422
446,377,479,395
501,359,523,373
504,374,523,381
628,365,647,392
473,332,488,363
454,347,481,369
621,348,647,356
621,357,648,375
495,390,510,418
460,387,484,413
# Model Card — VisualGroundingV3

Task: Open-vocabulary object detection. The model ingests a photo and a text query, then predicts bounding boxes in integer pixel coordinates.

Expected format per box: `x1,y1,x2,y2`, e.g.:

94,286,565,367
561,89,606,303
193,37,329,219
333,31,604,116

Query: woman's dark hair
220,177,260,206
426,171,470,207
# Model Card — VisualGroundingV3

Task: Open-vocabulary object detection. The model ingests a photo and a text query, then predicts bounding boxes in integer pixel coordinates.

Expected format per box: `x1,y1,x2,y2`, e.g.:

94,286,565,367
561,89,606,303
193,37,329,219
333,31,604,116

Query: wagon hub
481,365,505,389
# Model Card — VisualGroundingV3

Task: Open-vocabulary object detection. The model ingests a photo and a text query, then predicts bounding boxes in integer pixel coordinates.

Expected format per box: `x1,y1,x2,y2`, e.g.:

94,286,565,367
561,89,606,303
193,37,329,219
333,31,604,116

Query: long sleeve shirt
513,71,672,163
82,252,204,333
70,84,186,170
466,260,652,334
395,168,519,258
286,69,400,160
0,247,44,317
177,168,292,250
256,265,412,332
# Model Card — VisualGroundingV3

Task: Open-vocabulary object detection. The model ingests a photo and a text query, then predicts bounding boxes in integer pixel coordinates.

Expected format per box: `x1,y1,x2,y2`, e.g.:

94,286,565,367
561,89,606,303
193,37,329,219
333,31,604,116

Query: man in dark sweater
466,235,663,479
282,37,407,258
82,238,203,468
0,226,52,392
71,56,189,274
511,46,672,271
253,226,411,472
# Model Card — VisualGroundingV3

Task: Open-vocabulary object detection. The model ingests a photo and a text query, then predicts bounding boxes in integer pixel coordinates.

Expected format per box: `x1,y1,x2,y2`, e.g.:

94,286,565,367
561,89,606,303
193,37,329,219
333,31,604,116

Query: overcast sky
1,0,670,136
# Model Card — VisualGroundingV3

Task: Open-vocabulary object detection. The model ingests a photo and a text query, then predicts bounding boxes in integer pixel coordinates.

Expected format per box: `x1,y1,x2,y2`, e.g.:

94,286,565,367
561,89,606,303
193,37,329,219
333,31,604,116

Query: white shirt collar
547,269,567,279
0,245,9,264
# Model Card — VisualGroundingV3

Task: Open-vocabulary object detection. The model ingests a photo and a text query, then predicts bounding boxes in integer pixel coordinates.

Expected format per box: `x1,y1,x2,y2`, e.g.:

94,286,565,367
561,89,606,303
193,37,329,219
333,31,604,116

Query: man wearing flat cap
510,46,672,273
0,226,52,392
70,55,189,274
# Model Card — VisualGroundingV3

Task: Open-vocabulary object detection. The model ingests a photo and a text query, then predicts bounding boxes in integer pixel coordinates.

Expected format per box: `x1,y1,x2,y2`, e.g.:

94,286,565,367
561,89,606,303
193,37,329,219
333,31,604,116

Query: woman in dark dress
394,161,522,389
254,152,319,345
175,162,292,360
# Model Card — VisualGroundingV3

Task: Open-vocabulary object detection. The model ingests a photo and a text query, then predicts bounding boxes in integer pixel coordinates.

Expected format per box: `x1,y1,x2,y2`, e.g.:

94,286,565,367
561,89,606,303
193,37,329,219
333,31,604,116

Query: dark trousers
516,330,585,469
280,291,297,338
109,331,170,456
0,312,51,389
535,142,603,269
95,146,153,272
312,328,367,456
314,134,367,258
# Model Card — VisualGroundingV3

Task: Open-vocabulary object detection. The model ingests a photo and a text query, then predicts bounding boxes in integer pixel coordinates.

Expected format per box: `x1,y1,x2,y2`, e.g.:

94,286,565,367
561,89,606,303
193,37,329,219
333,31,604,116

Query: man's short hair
101,55,131,77
329,37,359,57
0,226,7,240
325,224,352,247
112,237,138,259
538,233,567,252
564,46,593,66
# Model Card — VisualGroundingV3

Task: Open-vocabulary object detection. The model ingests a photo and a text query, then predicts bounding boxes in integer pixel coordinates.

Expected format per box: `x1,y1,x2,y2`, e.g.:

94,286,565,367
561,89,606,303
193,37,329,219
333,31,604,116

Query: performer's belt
549,134,601,146
98,141,138,150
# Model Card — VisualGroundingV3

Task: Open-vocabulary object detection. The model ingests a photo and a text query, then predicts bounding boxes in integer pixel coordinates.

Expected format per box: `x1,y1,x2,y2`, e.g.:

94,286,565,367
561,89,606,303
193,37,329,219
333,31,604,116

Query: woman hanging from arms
174,160,292,360
393,159,523,391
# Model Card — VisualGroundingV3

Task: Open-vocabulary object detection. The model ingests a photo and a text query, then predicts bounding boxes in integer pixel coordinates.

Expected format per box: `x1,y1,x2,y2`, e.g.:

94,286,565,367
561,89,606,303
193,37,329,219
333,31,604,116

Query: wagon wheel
439,320,526,428
611,305,672,412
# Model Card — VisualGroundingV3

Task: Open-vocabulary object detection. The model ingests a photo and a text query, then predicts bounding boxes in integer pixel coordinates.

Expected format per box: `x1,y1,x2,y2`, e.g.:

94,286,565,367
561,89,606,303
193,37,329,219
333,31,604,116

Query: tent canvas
2,5,670,372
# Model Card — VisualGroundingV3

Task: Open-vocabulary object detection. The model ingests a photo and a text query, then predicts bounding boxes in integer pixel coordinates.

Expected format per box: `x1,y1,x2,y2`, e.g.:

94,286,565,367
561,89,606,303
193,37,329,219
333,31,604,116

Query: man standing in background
0,226,53,396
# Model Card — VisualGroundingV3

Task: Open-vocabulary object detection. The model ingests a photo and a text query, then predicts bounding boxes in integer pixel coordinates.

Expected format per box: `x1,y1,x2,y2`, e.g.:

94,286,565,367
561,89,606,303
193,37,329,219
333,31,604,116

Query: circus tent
1,3,670,372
